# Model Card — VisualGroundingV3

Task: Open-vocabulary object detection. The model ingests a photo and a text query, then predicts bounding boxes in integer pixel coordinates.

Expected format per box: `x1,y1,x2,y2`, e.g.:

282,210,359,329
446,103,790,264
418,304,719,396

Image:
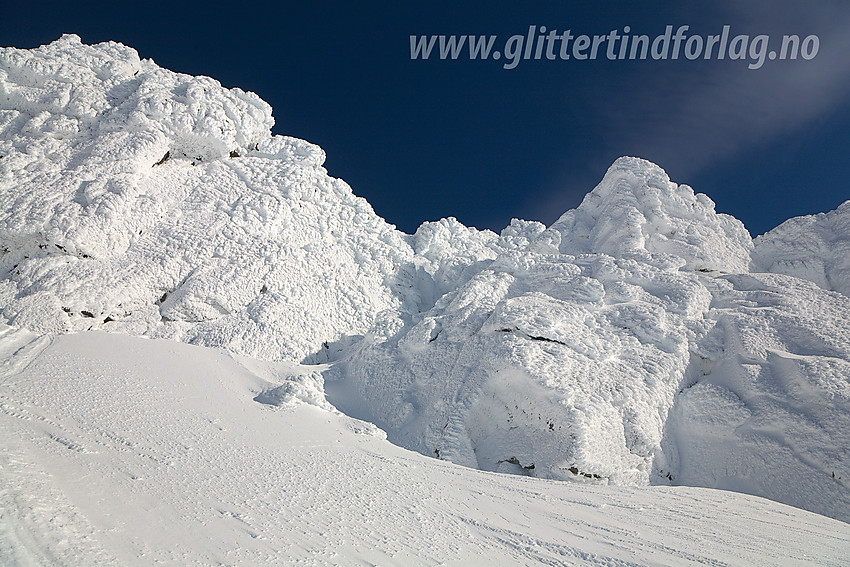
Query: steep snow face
663,272,850,522
327,250,713,485
0,35,412,361
534,157,754,273
753,200,850,296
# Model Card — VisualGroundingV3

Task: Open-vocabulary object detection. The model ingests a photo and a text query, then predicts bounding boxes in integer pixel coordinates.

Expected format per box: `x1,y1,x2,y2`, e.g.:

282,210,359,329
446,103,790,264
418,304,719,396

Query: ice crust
2,36,849,522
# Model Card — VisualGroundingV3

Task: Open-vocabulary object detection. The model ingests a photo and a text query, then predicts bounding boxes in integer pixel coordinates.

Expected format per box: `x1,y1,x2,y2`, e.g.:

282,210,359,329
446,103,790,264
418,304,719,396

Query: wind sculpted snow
0,34,411,362
1,36,849,526
2,330,847,565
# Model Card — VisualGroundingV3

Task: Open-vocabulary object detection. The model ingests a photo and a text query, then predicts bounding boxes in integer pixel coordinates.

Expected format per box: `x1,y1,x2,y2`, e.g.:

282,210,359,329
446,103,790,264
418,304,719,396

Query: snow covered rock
533,157,754,273
1,36,849,525
327,246,712,484
753,200,850,296
0,35,412,361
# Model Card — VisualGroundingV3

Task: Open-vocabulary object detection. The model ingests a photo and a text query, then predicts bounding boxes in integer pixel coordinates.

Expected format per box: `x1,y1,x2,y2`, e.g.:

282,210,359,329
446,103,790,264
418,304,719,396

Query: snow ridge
1,36,849,523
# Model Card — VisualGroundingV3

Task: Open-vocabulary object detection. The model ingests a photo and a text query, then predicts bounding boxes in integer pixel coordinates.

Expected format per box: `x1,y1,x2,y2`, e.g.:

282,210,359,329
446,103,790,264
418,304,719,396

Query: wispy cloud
526,2,850,224
626,3,850,175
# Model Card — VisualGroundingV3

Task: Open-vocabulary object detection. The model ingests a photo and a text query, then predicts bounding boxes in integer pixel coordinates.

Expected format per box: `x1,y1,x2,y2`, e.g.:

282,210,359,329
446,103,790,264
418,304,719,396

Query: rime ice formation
1,36,849,524
0,34,411,361
753,200,850,296
532,157,754,273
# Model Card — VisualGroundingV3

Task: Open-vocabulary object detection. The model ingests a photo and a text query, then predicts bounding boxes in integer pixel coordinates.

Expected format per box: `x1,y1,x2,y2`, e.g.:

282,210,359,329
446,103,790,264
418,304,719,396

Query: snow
533,157,755,274
0,34,411,362
753,200,850,296
1,35,850,562
1,328,847,566
662,272,850,522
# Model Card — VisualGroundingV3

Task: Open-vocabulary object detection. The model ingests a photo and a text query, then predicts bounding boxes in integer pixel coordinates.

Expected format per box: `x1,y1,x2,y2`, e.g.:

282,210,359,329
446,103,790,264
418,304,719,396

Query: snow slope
1,35,849,531
1,328,847,566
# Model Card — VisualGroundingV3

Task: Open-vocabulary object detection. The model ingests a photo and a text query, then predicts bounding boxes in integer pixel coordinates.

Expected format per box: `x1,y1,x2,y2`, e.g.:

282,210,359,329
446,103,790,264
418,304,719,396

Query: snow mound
533,157,754,273
0,35,412,361
753,200,850,296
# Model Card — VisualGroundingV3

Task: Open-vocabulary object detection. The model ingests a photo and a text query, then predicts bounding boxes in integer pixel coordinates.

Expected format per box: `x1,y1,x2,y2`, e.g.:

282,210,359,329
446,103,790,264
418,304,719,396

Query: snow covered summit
1,36,849,525
0,34,411,361
535,156,754,272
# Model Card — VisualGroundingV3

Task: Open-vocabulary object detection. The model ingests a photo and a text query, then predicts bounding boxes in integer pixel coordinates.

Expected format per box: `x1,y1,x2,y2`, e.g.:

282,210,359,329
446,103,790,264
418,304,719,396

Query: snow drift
3,328,846,565
1,36,849,524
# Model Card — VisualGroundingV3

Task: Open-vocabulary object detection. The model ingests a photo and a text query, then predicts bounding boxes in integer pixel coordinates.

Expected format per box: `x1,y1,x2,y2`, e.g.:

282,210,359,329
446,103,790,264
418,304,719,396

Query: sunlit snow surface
1,35,850,562
0,329,847,566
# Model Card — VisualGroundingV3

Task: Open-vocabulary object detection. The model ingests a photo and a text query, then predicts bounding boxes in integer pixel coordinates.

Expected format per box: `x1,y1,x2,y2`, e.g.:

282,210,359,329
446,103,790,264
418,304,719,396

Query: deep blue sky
4,1,849,236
